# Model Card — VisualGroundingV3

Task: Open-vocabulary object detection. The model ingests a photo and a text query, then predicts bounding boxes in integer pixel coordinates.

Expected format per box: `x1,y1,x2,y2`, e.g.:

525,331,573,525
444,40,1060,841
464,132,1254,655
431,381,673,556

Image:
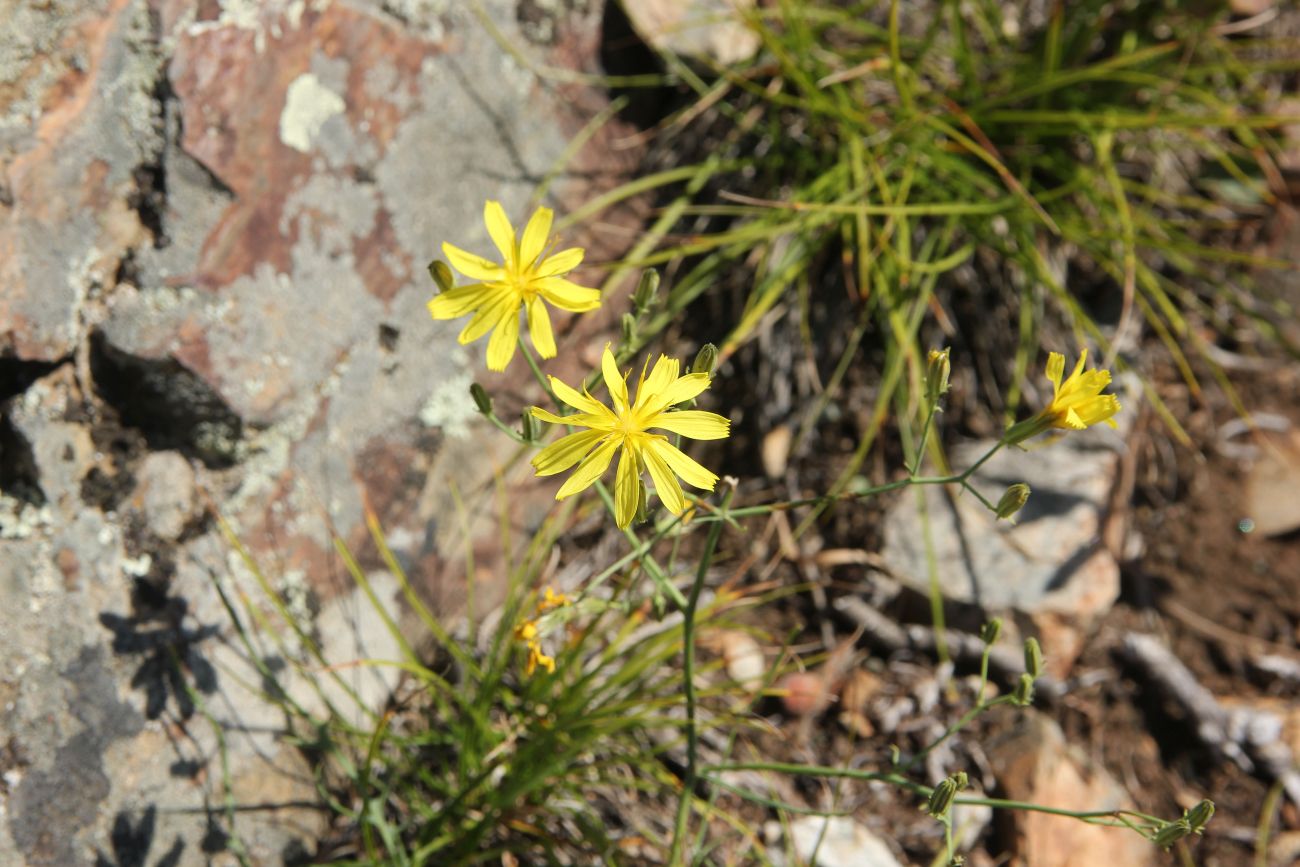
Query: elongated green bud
1186,800,1214,833
428,260,454,293
634,268,660,312
1154,819,1191,849
470,383,493,416
925,771,968,818
621,312,637,346
692,343,719,378
995,483,1031,521
521,409,539,442
979,619,1002,646
926,348,951,403
1013,672,1035,706
1023,637,1044,679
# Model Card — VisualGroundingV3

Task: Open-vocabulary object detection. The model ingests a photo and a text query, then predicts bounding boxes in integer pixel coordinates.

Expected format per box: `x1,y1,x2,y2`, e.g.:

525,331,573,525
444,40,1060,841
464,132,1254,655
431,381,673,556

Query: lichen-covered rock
0,0,639,863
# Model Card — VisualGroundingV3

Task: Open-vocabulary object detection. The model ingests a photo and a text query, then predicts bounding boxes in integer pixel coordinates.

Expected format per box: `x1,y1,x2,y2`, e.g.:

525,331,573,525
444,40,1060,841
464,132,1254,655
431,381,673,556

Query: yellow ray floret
428,200,601,371
529,346,731,528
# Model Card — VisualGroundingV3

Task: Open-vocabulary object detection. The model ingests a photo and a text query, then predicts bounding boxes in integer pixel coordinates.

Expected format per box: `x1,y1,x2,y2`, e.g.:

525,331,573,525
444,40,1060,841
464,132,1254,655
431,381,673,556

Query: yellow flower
526,643,555,676
537,586,571,612
530,345,730,528
1004,350,1121,444
1043,350,1121,430
514,618,556,676
429,200,601,371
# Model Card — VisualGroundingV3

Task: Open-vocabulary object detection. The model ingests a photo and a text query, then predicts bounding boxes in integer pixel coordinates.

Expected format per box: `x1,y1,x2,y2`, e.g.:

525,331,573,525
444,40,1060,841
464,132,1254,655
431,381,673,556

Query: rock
769,816,904,867
1244,428,1300,537
882,411,1134,675
621,0,761,65
130,452,198,542
987,710,1156,867
0,0,159,361
0,1,643,864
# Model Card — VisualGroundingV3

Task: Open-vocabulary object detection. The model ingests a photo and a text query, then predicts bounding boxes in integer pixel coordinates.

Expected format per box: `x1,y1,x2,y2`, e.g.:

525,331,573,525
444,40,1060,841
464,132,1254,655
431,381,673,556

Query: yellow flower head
1043,350,1121,431
429,200,601,371
530,345,730,528
514,617,556,676
1004,349,1121,444
525,643,555,676
537,586,571,612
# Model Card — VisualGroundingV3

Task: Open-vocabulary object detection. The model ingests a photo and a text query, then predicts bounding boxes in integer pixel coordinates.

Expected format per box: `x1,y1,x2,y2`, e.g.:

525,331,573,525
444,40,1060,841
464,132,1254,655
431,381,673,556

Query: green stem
481,410,529,444
902,696,1015,773
669,487,733,865
592,481,687,610
908,400,940,477
517,337,558,405
956,438,1005,482
888,0,913,114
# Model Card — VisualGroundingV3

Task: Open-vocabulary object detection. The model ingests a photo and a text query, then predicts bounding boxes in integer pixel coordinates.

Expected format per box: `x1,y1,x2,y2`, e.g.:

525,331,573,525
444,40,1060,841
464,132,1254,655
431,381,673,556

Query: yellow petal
527,297,556,358
531,429,606,476
550,376,609,416
555,438,620,500
643,372,710,414
443,242,504,282
428,284,492,319
613,448,640,528
641,440,685,515
648,438,718,491
1061,407,1087,429
530,406,602,427
1045,352,1065,393
634,355,679,410
486,308,520,371
457,290,516,343
536,277,601,311
536,247,584,278
647,409,730,440
602,345,629,413
519,206,553,268
484,200,517,267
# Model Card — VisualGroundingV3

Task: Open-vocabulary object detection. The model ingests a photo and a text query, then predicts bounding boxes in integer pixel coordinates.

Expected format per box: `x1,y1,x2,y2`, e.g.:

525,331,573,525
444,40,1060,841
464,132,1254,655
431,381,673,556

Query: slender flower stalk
429,201,601,371
530,346,730,528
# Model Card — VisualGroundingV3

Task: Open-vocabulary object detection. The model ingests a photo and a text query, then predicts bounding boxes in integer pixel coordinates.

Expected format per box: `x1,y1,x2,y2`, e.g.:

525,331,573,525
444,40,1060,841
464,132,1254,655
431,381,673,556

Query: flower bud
925,348,951,403
427,260,454,293
925,771,968,818
621,312,637,346
470,383,493,416
633,268,660,312
1186,799,1214,833
1013,672,1035,706
1153,819,1191,849
995,483,1031,521
1023,637,1044,679
692,343,719,378
521,409,539,442
979,619,1002,646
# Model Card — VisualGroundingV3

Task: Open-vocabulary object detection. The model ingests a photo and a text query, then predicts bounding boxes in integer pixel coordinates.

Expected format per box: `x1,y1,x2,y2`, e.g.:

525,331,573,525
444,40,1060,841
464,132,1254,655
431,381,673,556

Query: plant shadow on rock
94,805,184,867
99,577,219,720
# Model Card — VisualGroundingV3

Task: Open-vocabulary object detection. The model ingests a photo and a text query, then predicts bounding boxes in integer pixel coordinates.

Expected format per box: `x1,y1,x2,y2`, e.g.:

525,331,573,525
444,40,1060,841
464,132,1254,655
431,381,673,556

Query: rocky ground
0,1,638,863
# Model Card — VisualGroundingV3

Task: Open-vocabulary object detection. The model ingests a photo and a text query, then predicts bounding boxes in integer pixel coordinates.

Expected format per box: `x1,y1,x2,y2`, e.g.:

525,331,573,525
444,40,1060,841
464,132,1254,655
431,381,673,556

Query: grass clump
578,0,1298,453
